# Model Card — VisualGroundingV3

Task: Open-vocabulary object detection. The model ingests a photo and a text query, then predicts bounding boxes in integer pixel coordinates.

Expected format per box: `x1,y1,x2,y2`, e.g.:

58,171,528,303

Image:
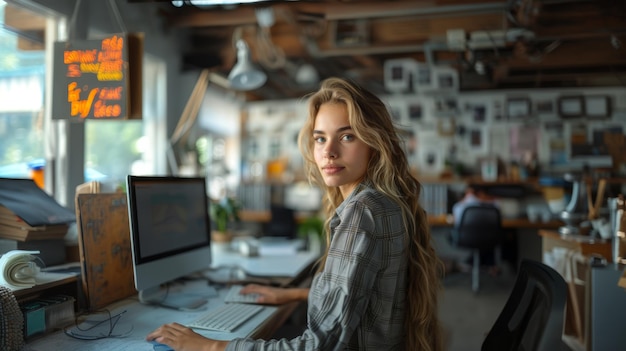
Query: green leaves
210,197,240,232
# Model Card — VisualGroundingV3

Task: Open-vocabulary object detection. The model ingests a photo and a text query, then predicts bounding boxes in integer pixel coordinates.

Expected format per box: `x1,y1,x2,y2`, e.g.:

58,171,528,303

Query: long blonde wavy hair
297,77,444,351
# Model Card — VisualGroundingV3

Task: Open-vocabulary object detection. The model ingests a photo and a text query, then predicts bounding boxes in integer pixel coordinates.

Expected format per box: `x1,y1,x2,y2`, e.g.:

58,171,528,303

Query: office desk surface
211,244,319,278
25,249,318,350
25,282,280,351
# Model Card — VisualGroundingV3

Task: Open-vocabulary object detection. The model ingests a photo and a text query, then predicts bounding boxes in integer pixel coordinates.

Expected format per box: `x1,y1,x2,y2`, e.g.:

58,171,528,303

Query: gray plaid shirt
227,182,408,351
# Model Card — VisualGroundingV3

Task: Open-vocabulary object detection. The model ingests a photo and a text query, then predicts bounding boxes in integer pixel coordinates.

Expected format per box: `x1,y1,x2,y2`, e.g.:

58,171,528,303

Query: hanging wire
67,0,82,41
254,7,285,69
107,0,127,33
67,0,127,39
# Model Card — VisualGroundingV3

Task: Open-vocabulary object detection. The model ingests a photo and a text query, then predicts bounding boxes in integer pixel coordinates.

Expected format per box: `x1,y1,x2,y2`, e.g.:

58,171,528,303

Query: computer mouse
149,340,174,351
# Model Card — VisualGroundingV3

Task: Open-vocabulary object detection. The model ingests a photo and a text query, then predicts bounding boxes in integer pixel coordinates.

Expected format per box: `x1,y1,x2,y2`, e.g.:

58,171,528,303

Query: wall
241,86,626,184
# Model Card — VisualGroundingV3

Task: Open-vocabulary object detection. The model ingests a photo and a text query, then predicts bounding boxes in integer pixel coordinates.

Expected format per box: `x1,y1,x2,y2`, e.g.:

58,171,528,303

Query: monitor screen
126,175,211,308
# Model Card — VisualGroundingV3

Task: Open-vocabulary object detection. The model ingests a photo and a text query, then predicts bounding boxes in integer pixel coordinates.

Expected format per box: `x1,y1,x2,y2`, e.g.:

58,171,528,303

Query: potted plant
210,197,240,242
297,215,325,255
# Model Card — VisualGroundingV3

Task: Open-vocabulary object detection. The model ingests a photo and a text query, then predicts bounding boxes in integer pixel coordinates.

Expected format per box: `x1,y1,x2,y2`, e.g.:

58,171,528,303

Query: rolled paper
0,250,41,290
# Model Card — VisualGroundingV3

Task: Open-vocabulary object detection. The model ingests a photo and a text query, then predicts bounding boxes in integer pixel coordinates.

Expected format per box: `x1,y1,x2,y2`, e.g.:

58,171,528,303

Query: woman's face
313,102,371,198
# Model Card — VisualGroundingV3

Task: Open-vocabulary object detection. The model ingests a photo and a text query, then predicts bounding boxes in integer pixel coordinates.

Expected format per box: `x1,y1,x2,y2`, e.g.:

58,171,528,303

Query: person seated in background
452,185,497,222
451,185,501,276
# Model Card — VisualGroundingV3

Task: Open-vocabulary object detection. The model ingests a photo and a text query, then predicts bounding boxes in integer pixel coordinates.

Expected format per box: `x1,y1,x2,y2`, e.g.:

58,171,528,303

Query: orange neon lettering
80,62,100,74
99,61,123,72
69,88,99,118
67,64,81,78
94,100,122,118
67,82,80,102
97,71,123,81
64,51,79,64
98,50,122,62
63,49,97,64
99,87,123,100
102,36,124,51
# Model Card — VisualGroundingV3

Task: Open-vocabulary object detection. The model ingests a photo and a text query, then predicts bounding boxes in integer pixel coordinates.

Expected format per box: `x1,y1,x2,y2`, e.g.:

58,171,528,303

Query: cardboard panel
76,193,135,311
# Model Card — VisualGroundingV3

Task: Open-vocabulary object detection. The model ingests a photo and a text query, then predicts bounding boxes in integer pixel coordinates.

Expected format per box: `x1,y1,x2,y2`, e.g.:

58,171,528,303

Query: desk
428,214,565,229
24,248,319,350
240,210,566,230
211,244,318,279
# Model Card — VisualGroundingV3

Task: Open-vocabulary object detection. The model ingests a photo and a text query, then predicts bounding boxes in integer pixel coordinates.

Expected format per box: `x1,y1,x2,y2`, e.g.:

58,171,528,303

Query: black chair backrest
453,204,502,250
481,259,569,351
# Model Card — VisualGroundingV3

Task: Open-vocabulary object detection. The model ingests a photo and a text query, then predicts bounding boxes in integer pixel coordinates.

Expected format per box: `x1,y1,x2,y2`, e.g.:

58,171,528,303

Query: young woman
147,77,444,351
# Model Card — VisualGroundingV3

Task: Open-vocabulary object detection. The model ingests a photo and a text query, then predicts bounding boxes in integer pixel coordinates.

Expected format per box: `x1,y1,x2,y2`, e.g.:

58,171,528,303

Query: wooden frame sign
52,33,143,120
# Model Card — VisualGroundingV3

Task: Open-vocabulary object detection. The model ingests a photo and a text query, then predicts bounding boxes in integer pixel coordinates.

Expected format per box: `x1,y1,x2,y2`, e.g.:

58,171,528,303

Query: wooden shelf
13,274,79,303
539,229,613,262
430,215,564,229
239,210,312,223
242,210,564,230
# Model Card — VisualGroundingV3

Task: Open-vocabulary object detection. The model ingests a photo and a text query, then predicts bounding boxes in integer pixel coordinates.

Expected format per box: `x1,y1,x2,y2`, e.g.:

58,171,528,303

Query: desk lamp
228,39,267,91
559,173,589,236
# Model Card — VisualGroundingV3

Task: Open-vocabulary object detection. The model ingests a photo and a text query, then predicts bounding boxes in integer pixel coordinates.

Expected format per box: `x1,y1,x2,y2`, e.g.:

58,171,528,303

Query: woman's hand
239,284,309,305
147,322,228,351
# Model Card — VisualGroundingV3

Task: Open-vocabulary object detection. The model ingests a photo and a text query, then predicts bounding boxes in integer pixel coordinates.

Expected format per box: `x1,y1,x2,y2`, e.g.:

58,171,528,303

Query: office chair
451,204,502,292
481,259,569,351
265,205,297,239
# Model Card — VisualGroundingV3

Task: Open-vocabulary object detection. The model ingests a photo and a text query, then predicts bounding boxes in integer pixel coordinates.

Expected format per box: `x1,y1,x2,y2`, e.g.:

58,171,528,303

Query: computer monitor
126,175,212,310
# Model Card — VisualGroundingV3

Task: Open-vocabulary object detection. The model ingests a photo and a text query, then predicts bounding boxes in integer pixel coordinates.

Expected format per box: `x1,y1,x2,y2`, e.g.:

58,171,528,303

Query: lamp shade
228,40,267,91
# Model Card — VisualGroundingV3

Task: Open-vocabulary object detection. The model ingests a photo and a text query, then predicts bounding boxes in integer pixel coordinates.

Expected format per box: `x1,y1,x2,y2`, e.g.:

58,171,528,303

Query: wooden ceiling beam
3,4,45,30
505,39,626,69
295,0,506,21
166,6,257,27
165,1,508,27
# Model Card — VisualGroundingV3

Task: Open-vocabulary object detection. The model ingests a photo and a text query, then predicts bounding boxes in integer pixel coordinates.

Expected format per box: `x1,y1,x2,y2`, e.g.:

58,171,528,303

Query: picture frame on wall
585,95,611,119
414,63,436,93
433,66,459,92
470,129,483,149
383,58,416,93
433,96,458,117
437,118,456,136
506,97,531,119
408,102,423,121
535,100,554,114
557,95,584,118
473,105,487,123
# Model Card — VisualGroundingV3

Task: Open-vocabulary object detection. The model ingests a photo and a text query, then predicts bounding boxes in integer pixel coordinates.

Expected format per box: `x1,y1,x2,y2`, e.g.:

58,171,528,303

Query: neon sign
52,33,142,120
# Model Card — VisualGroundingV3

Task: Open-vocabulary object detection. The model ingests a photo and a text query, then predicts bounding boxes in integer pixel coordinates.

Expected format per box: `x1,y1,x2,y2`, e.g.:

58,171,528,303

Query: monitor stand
138,286,207,311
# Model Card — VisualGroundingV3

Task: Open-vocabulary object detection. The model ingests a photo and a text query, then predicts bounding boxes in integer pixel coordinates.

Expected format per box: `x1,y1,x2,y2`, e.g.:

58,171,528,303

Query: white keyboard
187,303,264,332
223,285,260,304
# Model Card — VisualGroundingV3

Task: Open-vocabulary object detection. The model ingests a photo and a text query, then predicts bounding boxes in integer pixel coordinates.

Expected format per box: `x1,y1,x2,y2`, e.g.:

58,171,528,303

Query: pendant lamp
228,39,267,91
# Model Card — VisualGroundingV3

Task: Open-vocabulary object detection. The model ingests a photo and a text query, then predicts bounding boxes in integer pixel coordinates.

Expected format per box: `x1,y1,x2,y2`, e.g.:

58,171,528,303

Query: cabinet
539,230,613,350
586,264,626,351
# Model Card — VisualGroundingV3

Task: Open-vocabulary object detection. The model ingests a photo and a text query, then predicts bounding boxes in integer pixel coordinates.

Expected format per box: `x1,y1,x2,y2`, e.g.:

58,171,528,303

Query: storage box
20,295,75,340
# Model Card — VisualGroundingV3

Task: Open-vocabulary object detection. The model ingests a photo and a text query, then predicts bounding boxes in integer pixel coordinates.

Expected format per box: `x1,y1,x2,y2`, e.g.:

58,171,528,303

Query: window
84,54,167,186
0,1,46,178
0,1,167,196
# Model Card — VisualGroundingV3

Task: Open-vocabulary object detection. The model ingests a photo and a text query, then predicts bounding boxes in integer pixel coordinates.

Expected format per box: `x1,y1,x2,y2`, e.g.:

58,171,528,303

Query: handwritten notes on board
52,33,143,120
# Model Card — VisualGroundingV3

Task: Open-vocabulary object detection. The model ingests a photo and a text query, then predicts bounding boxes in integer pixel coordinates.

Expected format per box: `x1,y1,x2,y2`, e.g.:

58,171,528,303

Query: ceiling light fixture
228,39,267,91
172,0,272,8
